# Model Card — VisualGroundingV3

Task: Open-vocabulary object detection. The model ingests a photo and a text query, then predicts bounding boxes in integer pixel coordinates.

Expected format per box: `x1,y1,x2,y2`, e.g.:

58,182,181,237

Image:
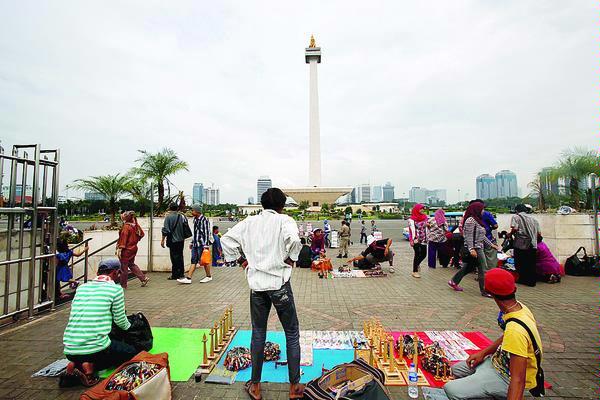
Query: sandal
141,277,150,287
245,380,262,400
289,383,305,399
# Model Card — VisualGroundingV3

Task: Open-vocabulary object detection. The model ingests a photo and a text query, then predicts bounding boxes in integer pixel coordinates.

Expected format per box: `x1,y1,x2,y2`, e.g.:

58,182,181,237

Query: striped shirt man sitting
62,259,137,387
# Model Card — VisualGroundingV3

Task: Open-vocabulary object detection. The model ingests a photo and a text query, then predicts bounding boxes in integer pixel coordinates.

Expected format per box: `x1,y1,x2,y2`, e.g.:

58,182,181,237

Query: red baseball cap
484,268,516,296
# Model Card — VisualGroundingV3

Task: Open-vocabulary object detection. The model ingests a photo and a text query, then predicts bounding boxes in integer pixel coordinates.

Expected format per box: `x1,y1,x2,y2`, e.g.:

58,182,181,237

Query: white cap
366,235,376,246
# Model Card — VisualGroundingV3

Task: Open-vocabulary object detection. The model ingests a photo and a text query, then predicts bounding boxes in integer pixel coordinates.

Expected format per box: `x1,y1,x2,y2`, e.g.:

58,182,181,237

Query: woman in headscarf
510,204,541,287
116,211,149,288
448,202,500,296
427,209,449,268
408,204,428,278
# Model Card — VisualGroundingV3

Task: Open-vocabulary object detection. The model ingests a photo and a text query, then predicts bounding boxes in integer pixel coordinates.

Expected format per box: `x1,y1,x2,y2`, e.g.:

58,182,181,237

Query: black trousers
360,233,367,244
452,248,486,293
250,280,300,384
66,339,138,372
514,248,537,287
412,243,427,272
169,241,185,279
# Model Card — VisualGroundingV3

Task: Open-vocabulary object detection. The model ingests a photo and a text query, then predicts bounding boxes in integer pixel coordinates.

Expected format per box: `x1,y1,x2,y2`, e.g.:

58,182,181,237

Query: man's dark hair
261,188,287,210
300,237,307,245
493,292,516,301
169,202,178,211
213,225,219,232
469,199,485,205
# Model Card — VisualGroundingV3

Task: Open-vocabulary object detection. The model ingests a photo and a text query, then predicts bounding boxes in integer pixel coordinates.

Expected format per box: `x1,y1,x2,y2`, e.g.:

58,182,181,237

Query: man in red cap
444,268,544,400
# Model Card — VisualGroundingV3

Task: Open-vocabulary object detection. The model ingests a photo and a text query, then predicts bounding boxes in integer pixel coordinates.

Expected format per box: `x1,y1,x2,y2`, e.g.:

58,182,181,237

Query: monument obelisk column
306,35,322,187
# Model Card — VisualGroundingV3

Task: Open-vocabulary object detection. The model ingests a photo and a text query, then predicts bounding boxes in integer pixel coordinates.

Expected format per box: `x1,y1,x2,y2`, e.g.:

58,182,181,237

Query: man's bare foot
289,383,305,399
245,381,262,400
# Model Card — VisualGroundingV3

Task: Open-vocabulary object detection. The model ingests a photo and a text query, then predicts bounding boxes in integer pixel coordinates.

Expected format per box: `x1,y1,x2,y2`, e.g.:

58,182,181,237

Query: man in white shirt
221,188,304,400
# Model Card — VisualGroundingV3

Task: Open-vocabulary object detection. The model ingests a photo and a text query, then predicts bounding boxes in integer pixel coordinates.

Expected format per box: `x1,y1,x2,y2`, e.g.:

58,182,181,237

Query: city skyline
1,3,595,205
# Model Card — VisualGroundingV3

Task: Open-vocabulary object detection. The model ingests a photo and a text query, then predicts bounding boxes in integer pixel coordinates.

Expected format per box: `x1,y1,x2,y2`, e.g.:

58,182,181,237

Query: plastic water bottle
408,362,419,398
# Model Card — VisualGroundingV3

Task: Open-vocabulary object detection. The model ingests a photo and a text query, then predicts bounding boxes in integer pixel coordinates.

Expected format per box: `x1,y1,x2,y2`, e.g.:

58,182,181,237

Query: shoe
199,276,213,283
389,267,395,273
336,255,343,258
412,272,421,278
343,254,348,258
141,277,150,287
177,277,192,284
167,276,176,280
481,292,493,298
448,280,464,291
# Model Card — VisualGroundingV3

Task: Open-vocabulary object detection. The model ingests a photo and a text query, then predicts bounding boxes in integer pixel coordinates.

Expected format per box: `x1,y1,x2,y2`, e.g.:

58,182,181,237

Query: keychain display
105,361,162,391
396,334,424,358
421,342,452,381
264,341,281,361
224,347,252,371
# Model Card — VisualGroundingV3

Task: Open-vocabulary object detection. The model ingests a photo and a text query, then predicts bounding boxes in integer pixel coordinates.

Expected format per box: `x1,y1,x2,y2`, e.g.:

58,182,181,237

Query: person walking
116,211,149,288
161,203,189,280
408,204,428,278
482,209,499,271
212,225,223,267
360,220,367,244
178,204,212,284
323,220,332,248
510,204,541,287
370,220,377,235
337,220,351,258
448,202,501,296
221,188,304,400
427,209,449,269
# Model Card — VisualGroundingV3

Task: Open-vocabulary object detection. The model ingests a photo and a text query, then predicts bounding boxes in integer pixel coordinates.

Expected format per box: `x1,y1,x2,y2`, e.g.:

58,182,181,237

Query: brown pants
338,237,349,256
119,253,146,288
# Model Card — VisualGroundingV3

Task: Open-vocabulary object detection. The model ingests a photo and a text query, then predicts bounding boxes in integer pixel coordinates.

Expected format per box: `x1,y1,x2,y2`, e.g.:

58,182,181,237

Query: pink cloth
536,242,561,275
434,209,446,225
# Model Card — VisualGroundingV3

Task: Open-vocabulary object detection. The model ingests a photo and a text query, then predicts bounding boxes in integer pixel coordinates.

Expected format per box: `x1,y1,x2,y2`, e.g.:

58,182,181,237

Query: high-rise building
428,189,447,204
371,186,383,202
257,176,272,203
203,185,220,205
409,187,446,204
84,191,106,201
539,168,560,196
476,174,497,200
192,183,204,204
495,170,518,198
409,187,428,203
247,196,255,205
356,184,371,203
382,182,395,202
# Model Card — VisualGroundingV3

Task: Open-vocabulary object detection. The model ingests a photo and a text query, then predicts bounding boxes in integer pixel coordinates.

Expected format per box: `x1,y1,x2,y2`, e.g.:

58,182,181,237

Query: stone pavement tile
0,238,597,399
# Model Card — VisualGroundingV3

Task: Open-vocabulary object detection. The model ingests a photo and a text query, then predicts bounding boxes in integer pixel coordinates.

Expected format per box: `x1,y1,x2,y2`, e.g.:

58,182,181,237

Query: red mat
389,331,551,390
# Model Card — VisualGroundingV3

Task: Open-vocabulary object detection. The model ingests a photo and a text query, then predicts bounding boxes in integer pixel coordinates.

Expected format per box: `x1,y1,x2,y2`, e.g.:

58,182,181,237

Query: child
212,225,223,266
297,238,312,268
56,237,88,299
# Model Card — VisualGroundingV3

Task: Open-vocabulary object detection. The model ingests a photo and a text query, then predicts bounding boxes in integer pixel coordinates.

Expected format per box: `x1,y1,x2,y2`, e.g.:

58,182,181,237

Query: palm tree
527,174,546,211
550,148,598,210
125,175,154,217
132,149,188,214
69,174,131,225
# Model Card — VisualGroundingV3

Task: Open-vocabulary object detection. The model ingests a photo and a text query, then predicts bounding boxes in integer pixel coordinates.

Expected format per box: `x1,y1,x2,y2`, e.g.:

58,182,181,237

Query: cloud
0,0,596,203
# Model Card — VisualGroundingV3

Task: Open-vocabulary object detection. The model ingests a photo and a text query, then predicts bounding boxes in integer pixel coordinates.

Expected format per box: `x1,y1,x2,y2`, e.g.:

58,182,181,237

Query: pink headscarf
434,209,446,225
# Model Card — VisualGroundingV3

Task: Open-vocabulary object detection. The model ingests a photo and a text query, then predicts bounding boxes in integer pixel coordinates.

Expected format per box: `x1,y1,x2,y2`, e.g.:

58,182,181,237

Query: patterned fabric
221,210,302,291
427,217,448,243
463,217,494,250
408,219,428,244
510,213,540,249
63,278,131,355
192,215,212,247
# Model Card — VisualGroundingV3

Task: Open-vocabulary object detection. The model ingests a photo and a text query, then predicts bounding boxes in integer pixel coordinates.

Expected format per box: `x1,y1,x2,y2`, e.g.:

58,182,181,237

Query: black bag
165,214,181,248
505,318,545,397
110,312,153,352
564,246,592,276
182,216,192,240
513,214,533,250
304,358,391,400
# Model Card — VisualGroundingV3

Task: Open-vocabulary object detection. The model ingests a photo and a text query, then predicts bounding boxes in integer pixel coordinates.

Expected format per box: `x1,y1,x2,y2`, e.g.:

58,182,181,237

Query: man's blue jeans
250,280,300,384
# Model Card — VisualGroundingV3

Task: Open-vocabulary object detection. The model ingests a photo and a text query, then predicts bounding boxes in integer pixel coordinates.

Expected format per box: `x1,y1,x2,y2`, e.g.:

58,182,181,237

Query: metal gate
0,143,60,322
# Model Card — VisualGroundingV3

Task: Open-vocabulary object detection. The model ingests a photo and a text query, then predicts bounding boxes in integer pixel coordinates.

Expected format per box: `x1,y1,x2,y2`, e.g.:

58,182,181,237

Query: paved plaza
0,233,597,399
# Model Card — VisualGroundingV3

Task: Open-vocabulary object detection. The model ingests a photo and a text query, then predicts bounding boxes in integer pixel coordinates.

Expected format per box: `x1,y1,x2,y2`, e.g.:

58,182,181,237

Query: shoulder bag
165,215,181,248
505,318,545,397
513,214,532,250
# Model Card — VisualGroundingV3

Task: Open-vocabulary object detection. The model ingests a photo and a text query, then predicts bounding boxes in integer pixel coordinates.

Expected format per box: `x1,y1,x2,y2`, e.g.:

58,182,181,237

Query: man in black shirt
346,235,395,273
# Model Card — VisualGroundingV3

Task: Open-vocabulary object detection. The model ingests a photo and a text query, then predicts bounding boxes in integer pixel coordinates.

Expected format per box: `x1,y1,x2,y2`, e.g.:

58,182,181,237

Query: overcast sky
1,1,596,204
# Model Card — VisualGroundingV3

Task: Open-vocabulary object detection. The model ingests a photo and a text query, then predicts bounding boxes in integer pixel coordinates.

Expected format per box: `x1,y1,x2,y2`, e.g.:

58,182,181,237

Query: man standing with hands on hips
221,188,305,400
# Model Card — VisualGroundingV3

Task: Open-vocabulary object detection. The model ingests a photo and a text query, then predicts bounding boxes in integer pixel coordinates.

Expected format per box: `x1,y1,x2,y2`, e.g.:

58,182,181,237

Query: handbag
564,246,592,276
304,358,391,400
505,318,545,397
513,214,532,250
181,216,192,240
80,352,171,400
110,312,153,352
200,248,212,267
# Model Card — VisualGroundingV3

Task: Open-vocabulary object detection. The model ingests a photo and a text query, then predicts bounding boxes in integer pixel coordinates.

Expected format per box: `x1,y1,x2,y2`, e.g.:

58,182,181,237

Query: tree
69,174,131,226
125,175,154,217
528,173,547,211
321,203,330,213
298,201,310,212
550,148,598,210
133,148,188,214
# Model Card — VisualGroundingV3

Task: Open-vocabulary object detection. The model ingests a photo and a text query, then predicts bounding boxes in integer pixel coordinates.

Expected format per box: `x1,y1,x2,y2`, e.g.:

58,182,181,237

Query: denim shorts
191,246,201,264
